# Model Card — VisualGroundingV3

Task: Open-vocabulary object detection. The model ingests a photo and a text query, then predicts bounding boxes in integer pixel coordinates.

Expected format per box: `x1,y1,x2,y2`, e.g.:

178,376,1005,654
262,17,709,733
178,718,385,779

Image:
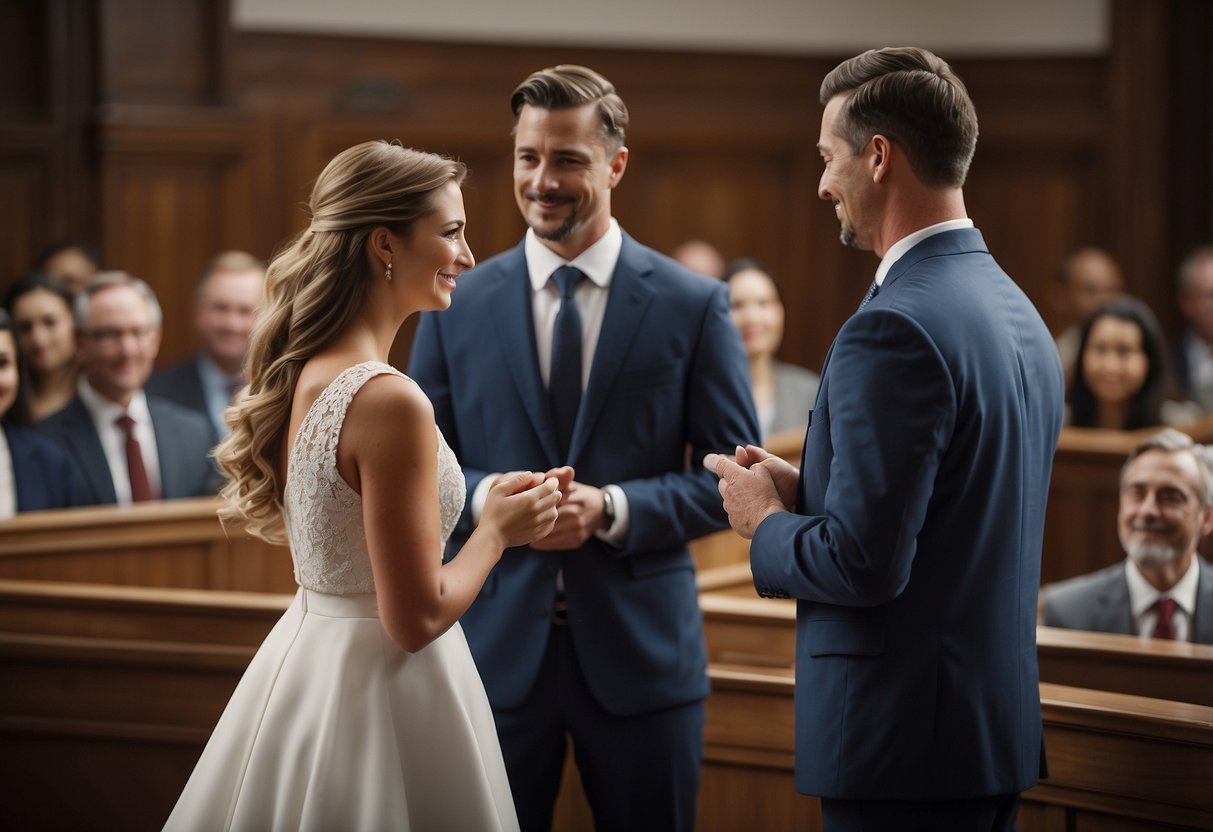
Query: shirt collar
526,217,623,291
1125,555,1201,617
875,218,974,287
78,376,151,425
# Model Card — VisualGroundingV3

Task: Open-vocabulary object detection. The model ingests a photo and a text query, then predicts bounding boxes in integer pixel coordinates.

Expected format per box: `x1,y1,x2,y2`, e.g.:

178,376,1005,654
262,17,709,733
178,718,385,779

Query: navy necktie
549,266,584,463
858,279,879,311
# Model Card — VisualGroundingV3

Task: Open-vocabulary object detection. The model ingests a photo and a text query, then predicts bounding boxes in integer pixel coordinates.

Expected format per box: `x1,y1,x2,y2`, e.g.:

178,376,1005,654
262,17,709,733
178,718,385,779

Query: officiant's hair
216,140,467,543
820,46,977,189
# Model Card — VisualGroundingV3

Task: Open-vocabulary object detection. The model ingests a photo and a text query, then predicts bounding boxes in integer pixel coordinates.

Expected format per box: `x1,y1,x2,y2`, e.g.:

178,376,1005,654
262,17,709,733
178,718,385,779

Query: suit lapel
569,235,655,466
491,245,561,467
1195,560,1213,644
147,398,176,499
1096,567,1135,635
63,399,118,504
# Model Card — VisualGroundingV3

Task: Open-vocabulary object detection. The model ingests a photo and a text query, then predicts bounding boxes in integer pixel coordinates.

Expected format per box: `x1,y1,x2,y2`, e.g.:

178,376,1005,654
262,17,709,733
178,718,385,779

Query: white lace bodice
283,361,466,594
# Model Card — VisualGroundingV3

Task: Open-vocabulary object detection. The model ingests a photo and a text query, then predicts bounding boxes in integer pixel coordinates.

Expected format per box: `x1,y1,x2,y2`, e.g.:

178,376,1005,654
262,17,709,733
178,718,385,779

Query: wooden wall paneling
97,0,228,107
97,112,275,363
0,1,99,286
1107,0,1177,336
0,128,55,287
1164,1,1213,277
953,57,1107,339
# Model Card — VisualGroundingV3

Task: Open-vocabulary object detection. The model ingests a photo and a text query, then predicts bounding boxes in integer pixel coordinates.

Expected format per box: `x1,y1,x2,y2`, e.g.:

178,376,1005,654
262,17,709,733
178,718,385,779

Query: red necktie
1151,597,1178,640
117,414,154,502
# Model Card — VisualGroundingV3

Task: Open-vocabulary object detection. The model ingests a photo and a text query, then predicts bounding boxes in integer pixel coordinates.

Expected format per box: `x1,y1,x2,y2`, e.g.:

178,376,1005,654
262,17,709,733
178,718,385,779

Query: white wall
232,0,1108,56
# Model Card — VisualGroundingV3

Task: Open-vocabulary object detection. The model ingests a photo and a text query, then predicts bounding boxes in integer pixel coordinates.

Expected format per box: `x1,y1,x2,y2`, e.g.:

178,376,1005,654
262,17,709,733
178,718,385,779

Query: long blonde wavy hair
215,141,467,543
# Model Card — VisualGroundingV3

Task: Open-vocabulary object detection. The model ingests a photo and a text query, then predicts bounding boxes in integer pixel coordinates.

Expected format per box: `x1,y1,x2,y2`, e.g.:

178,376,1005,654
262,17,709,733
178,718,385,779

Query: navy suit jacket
409,232,759,716
4,424,83,511
38,393,218,506
147,354,221,443
750,228,1064,800
1041,559,1213,644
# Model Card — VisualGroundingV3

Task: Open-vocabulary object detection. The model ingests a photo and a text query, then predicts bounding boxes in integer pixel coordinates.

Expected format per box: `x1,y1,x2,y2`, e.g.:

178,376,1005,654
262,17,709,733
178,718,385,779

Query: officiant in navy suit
409,64,758,832
709,48,1064,831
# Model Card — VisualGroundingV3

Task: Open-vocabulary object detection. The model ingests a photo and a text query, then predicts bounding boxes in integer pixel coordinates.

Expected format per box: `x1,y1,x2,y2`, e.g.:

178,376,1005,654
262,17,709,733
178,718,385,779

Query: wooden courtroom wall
1,0,1210,373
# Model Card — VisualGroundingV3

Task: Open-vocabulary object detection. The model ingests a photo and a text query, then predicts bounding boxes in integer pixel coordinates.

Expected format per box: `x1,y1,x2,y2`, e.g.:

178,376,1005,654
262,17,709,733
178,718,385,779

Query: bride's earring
385,260,393,282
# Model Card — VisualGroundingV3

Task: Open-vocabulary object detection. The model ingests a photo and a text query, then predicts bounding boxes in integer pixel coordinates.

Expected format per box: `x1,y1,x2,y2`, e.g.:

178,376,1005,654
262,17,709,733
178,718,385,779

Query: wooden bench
698,567,1213,708
0,498,295,593
2,578,1210,831
1037,625,1213,707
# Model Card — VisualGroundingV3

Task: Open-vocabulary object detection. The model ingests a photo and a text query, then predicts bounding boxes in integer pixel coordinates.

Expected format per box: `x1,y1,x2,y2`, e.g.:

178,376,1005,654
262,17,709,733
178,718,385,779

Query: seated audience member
672,238,726,279
38,272,217,505
1172,244,1213,413
1052,246,1124,384
36,240,103,296
1068,296,1200,430
723,258,819,439
3,273,80,422
1041,428,1213,644
0,310,81,515
147,251,265,441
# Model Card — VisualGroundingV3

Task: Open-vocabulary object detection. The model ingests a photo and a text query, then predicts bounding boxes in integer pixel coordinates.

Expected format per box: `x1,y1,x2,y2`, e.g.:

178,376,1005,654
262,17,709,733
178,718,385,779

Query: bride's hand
480,471,561,549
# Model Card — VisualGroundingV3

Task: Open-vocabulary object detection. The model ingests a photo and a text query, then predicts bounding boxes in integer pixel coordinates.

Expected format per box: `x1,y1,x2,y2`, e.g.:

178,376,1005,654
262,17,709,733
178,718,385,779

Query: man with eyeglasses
38,271,216,505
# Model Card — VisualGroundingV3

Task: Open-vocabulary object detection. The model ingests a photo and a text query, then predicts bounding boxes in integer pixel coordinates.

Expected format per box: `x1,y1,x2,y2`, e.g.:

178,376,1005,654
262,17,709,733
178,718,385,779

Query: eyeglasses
80,326,156,345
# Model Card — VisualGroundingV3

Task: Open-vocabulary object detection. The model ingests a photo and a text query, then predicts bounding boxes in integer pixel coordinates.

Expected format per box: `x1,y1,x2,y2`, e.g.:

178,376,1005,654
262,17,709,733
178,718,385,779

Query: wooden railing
0,498,294,592
3,576,1211,831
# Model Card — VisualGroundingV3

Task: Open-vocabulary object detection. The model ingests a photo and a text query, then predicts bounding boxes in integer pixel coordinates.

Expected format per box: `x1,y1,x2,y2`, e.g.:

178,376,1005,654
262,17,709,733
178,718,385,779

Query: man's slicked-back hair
511,64,629,152
820,47,978,188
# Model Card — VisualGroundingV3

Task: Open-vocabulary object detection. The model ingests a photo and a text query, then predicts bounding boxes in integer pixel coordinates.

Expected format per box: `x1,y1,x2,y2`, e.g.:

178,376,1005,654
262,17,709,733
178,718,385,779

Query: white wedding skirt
164,588,519,832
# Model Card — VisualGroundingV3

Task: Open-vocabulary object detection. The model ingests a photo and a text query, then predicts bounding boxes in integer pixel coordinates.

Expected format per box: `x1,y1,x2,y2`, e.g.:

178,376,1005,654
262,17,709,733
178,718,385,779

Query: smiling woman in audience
0,309,80,516
723,258,819,440
3,273,80,422
1068,296,1201,430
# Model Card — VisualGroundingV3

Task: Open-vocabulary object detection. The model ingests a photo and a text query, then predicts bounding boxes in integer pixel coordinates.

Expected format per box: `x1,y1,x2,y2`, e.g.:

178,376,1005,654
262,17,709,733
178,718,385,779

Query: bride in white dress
165,141,560,831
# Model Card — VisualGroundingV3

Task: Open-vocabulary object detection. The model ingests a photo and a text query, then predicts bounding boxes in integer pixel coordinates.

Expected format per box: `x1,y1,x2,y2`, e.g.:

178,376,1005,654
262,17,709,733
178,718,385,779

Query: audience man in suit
1052,246,1124,385
1041,428,1213,644
1171,245,1213,413
409,64,759,832
38,272,216,505
147,251,265,441
708,47,1062,831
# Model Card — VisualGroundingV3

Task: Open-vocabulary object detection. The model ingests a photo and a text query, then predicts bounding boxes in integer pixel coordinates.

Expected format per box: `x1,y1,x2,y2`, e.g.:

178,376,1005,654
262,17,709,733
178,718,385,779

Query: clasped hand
528,466,609,550
704,445,799,539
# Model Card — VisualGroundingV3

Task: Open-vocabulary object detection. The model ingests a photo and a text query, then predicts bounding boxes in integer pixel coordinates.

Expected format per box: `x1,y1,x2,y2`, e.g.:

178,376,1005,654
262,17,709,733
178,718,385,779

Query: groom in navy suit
709,48,1064,830
410,65,758,831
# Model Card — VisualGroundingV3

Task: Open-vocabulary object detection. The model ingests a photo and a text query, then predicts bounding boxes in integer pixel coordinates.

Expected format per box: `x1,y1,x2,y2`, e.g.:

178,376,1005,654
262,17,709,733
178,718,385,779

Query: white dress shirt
471,219,629,545
78,379,162,504
1125,556,1199,642
0,431,15,519
874,218,975,287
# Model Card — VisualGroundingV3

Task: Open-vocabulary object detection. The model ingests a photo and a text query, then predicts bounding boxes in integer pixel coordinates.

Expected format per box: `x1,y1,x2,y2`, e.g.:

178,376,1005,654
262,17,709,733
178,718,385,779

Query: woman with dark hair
0,309,80,515
1068,296,1199,429
723,257,820,439
3,273,79,422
